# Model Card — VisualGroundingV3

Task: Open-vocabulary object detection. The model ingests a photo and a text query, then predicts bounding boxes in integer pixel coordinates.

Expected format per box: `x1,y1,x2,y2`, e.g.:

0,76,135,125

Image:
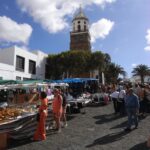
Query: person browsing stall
34,91,48,141
52,88,63,132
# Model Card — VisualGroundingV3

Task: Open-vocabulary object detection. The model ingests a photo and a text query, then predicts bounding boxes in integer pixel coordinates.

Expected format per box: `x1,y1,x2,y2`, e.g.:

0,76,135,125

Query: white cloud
146,29,150,44
0,16,32,44
132,64,137,67
144,29,150,51
90,18,114,43
144,46,150,51
18,45,30,51
17,0,116,33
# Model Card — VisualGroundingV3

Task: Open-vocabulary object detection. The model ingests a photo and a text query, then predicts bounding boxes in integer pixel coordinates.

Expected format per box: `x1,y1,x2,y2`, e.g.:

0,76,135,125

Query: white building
0,46,48,80
130,75,150,83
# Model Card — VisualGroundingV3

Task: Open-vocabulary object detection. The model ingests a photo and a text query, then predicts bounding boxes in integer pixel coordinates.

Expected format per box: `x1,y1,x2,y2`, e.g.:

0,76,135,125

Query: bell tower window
73,23,75,31
84,25,86,31
78,25,81,31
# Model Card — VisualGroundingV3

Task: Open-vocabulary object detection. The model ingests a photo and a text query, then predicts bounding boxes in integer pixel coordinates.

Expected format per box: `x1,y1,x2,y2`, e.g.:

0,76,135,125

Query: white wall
0,46,48,80
14,46,37,74
0,47,15,65
32,50,48,79
130,75,150,83
0,63,15,80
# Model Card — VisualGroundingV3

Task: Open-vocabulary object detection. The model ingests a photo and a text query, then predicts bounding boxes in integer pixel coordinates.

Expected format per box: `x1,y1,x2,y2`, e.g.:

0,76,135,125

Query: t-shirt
118,90,126,99
110,91,119,99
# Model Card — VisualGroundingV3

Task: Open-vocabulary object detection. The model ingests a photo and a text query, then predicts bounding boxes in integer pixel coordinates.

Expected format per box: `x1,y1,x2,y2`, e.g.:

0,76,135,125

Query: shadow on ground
110,114,148,130
66,114,76,121
86,130,129,148
8,138,33,149
94,113,125,125
8,130,59,149
8,115,76,149
87,102,107,107
129,141,149,150
110,120,127,129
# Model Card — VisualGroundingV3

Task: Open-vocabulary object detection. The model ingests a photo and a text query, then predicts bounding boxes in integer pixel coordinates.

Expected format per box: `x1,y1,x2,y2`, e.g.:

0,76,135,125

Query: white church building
0,46,48,80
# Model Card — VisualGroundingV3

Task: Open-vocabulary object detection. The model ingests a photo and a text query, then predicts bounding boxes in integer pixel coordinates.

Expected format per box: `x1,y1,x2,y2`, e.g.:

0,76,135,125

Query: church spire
79,4,82,14
73,6,88,21
70,6,91,52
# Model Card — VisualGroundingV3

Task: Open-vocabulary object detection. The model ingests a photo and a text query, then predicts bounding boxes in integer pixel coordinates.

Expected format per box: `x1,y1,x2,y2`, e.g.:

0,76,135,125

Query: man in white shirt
118,87,126,115
110,90,119,114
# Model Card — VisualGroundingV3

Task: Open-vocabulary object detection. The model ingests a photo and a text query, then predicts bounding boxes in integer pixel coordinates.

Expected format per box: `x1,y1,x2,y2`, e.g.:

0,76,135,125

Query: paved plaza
8,103,150,150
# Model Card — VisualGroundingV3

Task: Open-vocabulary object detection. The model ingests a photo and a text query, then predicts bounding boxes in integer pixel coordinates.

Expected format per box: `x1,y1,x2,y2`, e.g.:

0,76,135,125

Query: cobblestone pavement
8,103,150,150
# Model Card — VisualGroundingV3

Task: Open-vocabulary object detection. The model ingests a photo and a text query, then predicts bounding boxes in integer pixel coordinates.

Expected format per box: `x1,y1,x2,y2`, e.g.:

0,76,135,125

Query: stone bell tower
70,7,91,52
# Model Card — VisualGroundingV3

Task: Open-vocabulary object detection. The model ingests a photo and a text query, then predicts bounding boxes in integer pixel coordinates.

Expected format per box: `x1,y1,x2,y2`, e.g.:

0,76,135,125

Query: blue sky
0,0,150,77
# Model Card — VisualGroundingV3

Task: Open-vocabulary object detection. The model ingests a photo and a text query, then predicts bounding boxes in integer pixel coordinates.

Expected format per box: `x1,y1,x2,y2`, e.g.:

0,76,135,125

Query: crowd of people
108,83,150,129
32,82,150,142
1,81,150,147
33,88,68,141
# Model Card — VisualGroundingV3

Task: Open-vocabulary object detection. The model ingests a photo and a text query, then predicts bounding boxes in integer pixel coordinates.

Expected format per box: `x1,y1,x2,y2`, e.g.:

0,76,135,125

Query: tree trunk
141,75,144,84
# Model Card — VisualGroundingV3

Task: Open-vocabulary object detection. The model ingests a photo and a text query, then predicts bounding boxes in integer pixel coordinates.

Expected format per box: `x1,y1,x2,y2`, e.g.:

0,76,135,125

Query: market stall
0,103,54,149
66,92,92,113
0,80,53,149
0,106,36,149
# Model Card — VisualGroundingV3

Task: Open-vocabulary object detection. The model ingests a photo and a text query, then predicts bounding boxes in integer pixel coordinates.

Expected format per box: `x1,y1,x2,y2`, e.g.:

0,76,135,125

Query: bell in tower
70,7,91,52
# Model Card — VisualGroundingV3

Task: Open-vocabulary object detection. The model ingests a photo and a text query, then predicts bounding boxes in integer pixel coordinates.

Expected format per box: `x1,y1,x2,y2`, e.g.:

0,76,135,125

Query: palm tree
88,51,105,78
132,64,150,83
105,63,126,83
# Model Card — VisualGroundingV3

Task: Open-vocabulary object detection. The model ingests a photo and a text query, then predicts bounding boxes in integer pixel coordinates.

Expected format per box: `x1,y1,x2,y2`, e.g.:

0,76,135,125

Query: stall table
0,109,53,149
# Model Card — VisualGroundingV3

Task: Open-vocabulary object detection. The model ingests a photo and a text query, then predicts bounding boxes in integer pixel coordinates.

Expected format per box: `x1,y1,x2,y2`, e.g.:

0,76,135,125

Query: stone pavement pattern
8,103,150,150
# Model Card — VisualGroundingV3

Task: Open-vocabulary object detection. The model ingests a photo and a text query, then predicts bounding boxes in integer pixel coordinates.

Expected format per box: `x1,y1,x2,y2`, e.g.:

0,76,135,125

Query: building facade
69,8,100,79
0,46,48,80
130,75,150,83
70,7,91,52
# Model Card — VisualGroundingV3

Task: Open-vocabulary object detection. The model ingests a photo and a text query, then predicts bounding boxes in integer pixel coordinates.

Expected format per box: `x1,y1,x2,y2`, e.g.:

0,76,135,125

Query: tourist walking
124,88,140,131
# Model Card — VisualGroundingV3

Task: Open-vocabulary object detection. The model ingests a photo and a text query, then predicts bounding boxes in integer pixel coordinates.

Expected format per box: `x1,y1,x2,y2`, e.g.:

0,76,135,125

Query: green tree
105,63,126,83
47,50,91,79
46,54,62,79
132,64,150,83
46,50,125,83
66,51,91,77
88,51,105,78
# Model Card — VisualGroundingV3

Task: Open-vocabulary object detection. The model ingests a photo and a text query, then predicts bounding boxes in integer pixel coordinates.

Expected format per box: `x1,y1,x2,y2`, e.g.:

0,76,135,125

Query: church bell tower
70,7,91,52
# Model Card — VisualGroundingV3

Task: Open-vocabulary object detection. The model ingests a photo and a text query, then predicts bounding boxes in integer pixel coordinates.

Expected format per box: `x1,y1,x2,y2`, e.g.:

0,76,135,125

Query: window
78,21,80,24
73,23,75,31
23,77,31,81
78,25,81,31
29,60,36,74
16,55,25,72
16,76,21,80
84,25,86,31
